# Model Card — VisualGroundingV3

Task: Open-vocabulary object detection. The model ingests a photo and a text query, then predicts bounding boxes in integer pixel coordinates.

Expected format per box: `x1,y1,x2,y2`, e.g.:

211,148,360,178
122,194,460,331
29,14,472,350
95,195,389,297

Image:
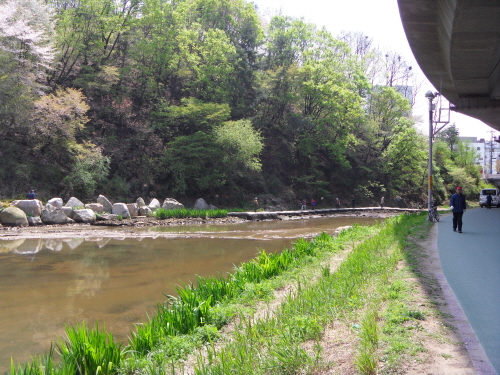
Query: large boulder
41,204,74,225
28,216,43,226
97,195,113,213
127,203,138,217
11,199,44,216
192,198,210,210
47,198,63,208
65,197,85,208
72,209,97,223
112,203,130,218
138,206,152,216
85,203,103,214
162,198,184,210
62,206,74,218
148,198,161,210
136,197,146,207
0,207,29,227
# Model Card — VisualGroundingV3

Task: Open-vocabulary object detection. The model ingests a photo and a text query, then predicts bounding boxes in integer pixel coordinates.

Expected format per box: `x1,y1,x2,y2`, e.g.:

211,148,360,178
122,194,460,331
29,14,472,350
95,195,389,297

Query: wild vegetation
154,208,228,219
0,0,485,206
9,212,464,374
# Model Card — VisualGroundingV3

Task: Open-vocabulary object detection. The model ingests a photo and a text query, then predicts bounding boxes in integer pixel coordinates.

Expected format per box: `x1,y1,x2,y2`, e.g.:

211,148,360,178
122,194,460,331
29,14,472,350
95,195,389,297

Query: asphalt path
437,207,500,374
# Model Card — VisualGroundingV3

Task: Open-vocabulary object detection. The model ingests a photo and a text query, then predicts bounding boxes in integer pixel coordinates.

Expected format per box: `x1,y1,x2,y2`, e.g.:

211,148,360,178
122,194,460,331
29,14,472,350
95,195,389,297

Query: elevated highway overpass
398,0,500,132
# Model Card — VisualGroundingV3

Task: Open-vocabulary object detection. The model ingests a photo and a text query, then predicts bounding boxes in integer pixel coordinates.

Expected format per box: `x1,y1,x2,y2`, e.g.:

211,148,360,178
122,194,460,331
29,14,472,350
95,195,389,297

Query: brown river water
0,215,381,371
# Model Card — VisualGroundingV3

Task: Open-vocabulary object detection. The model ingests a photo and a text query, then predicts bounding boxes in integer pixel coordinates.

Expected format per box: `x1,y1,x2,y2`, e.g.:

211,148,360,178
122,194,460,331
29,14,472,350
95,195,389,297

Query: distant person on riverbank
336,197,340,209
301,199,306,210
253,197,259,212
450,186,467,233
351,195,356,208
27,190,36,199
380,196,385,208
311,198,316,209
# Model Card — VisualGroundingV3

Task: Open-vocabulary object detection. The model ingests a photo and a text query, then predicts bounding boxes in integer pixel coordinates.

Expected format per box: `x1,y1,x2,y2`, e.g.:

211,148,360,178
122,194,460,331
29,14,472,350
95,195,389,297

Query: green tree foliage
48,0,140,87
152,98,230,141
214,119,263,172
436,124,460,152
432,137,482,202
161,131,226,196
63,142,111,198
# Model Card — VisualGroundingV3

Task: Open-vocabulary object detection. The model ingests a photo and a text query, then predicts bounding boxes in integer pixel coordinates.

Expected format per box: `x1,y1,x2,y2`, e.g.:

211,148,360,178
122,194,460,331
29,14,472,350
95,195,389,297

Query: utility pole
488,130,495,174
425,90,437,211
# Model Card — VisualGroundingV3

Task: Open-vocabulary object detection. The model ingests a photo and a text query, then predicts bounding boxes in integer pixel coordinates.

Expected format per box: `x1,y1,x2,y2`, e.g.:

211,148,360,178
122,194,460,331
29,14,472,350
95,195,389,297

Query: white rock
65,197,85,208
41,204,74,225
127,203,138,217
85,203,103,214
139,206,152,216
162,198,185,210
72,209,97,223
11,199,44,216
112,203,130,218
148,198,161,210
97,195,113,213
47,198,63,208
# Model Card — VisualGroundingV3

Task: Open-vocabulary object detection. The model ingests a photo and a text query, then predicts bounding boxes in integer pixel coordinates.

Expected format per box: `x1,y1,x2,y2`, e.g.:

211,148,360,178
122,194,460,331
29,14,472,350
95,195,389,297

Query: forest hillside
0,0,483,207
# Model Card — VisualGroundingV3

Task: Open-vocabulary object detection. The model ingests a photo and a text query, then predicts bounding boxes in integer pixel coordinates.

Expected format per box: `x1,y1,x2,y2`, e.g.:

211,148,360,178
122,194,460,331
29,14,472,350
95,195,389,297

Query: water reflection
0,216,379,371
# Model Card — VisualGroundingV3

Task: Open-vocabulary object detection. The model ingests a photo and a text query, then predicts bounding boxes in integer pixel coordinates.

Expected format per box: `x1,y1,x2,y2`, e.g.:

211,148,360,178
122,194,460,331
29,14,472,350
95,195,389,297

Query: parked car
479,188,500,208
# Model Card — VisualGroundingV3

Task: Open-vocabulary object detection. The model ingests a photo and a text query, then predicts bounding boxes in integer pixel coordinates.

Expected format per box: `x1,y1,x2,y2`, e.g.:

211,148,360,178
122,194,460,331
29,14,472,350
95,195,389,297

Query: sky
252,0,499,141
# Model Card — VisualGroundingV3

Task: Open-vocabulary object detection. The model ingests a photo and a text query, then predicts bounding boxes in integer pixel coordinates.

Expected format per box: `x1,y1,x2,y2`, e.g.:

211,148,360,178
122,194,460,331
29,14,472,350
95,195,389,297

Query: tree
48,0,140,86
437,124,460,152
214,119,263,172
0,0,55,135
161,131,226,196
152,98,230,141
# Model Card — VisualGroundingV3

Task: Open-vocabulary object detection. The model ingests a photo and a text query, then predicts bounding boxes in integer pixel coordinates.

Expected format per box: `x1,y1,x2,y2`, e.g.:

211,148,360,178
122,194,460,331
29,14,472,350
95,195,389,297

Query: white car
479,188,500,208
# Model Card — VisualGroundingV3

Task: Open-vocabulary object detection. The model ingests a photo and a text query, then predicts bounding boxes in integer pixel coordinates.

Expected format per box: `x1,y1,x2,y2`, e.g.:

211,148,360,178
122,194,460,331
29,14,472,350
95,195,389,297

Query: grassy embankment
10,212,439,374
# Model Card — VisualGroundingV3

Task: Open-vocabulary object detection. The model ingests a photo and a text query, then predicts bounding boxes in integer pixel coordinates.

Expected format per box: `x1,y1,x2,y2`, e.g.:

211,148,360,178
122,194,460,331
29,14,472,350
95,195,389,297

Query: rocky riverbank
0,210,400,240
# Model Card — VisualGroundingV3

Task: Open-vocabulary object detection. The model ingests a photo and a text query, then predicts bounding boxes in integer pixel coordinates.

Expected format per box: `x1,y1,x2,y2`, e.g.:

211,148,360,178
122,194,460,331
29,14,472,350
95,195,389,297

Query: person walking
311,198,316,209
336,197,340,209
486,194,492,209
380,196,385,208
253,197,259,212
301,199,307,210
450,186,467,233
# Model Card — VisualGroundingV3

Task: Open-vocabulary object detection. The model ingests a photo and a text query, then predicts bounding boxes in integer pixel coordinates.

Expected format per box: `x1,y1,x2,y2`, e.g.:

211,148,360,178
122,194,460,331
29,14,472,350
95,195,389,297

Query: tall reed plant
57,322,123,375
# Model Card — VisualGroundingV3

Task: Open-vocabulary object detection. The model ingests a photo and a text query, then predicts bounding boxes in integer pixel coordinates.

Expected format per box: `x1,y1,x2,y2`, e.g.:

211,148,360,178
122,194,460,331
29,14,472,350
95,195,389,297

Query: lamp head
425,90,435,99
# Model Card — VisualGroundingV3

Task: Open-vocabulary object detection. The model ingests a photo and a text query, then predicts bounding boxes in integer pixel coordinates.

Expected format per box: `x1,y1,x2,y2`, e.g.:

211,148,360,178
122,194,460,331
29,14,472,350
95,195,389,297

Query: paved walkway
437,208,500,375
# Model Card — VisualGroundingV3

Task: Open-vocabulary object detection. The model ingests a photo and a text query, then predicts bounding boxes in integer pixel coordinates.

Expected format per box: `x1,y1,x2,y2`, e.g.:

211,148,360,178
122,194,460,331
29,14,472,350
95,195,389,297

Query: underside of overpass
398,0,500,132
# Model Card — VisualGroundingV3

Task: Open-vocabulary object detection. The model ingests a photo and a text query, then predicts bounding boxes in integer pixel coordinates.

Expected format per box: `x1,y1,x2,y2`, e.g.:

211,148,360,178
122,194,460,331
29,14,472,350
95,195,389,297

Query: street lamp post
425,90,437,213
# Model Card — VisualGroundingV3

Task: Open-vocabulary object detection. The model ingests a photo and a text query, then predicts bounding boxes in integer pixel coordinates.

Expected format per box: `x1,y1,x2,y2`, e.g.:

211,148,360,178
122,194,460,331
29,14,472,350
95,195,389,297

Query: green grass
10,212,440,375
154,208,228,219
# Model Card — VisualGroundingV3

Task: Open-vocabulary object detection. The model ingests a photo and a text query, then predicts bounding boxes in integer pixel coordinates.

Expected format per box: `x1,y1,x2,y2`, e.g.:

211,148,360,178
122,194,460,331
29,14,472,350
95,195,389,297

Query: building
460,137,500,175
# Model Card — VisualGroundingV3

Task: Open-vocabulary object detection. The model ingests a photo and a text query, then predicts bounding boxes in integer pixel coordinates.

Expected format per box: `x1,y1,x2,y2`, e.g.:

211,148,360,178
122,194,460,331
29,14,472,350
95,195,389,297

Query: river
0,215,381,372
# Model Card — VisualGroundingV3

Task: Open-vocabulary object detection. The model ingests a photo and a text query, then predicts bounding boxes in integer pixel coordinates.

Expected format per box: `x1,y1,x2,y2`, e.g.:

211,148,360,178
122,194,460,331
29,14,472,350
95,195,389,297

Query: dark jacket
450,193,466,213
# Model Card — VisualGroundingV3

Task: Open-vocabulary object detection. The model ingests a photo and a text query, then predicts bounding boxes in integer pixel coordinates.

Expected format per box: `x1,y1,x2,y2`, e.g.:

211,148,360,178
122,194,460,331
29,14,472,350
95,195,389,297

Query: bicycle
428,205,440,222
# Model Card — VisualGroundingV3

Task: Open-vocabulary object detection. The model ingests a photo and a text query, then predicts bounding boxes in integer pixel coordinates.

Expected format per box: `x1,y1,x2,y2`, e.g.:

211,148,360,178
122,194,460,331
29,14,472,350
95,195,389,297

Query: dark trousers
452,212,463,231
